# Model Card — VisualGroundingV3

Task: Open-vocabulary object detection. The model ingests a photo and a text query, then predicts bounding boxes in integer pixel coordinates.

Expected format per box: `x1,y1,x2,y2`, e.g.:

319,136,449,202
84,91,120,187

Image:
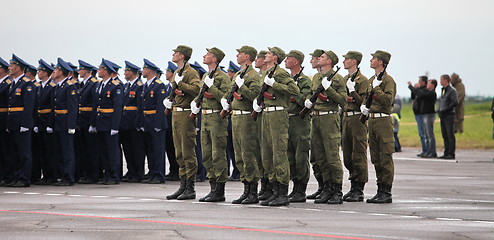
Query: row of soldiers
0,45,396,207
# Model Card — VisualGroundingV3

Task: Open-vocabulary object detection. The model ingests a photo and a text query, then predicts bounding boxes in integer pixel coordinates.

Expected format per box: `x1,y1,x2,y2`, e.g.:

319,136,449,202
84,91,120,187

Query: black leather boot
367,184,392,203
346,182,365,202
288,181,298,198
327,183,343,204
242,182,259,204
166,179,186,200
314,181,333,204
199,180,216,202
258,180,273,200
342,180,355,201
269,183,289,206
260,181,279,206
307,176,324,199
205,182,226,202
232,181,250,204
289,182,307,203
177,178,196,200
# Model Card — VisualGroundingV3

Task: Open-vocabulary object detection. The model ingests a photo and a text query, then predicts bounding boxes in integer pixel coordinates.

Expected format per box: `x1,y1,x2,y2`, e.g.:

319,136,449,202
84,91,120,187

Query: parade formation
0,45,396,206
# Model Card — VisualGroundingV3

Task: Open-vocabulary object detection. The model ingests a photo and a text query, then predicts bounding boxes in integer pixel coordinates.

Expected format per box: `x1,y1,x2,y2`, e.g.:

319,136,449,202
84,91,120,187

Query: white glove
163,98,173,109
154,128,161,132
235,75,244,88
360,105,370,115
252,99,262,113
304,99,313,109
89,126,97,133
33,127,39,133
20,127,29,132
190,101,201,114
46,127,53,133
68,129,75,134
204,75,214,88
346,80,356,93
140,127,145,132
174,74,183,84
372,79,382,88
264,76,275,87
322,77,332,90
221,98,230,111
110,129,118,135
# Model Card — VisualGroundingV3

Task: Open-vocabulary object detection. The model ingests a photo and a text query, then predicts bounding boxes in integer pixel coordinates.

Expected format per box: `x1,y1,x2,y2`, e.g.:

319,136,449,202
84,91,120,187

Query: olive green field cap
371,50,391,64
324,50,339,65
206,47,225,63
173,45,193,58
257,50,268,58
236,46,258,61
309,49,324,57
287,50,305,63
268,46,286,63
342,51,363,62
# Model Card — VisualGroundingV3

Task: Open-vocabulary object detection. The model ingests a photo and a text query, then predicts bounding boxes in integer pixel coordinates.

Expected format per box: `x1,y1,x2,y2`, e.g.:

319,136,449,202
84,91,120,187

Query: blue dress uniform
52,58,79,186
120,61,145,182
27,64,44,183
75,60,101,184
226,61,240,180
6,54,36,187
90,59,124,184
32,60,59,185
0,57,13,185
138,59,167,183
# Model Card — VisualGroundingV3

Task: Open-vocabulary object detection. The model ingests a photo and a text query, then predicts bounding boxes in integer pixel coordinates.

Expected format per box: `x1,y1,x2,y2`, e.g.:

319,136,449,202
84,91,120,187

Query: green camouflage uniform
309,68,347,184
171,64,200,180
342,71,369,183
368,72,396,185
287,73,311,184
261,65,299,185
195,69,231,183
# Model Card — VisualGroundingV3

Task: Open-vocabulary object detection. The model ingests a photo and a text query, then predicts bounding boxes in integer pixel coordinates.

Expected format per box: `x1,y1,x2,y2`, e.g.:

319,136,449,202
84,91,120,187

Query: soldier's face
8,63,20,76
53,68,62,79
236,52,248,65
369,57,381,69
284,57,297,69
310,56,319,69
264,52,275,64
165,71,173,81
203,52,215,65
97,67,109,79
318,54,330,67
141,68,150,78
172,52,183,63
255,57,265,68
124,70,133,81
37,70,47,79
343,58,356,70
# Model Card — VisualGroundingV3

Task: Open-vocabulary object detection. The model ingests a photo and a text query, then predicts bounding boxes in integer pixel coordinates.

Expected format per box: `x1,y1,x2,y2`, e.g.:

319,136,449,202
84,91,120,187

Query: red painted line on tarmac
1,209,377,240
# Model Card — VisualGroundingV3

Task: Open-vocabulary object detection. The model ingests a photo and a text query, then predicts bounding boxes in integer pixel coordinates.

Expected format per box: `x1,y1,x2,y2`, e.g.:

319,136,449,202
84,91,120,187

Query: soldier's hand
221,98,230,111
68,129,75,135
190,101,201,114
46,127,53,133
174,74,183,84
372,79,382,88
346,80,356,93
204,75,214,88
360,105,370,115
88,126,97,133
252,99,262,113
322,77,332,90
33,127,39,133
154,128,161,132
163,98,173,109
304,99,313,109
20,127,29,132
140,127,145,132
264,76,275,87
235,75,244,88
110,129,119,136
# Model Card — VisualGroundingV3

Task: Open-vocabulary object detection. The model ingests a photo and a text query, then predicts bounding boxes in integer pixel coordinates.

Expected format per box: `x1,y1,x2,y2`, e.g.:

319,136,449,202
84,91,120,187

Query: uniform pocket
383,137,395,155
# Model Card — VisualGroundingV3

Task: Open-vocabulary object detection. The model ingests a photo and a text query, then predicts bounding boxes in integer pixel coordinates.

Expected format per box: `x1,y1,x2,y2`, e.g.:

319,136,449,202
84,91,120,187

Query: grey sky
2,0,493,97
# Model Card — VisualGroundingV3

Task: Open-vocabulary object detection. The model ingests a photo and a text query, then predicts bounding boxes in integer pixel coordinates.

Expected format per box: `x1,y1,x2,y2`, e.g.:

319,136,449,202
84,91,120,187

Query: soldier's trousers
256,113,265,178
288,115,310,184
143,129,165,182
201,112,228,183
8,131,33,185
120,128,144,180
55,130,76,184
39,131,59,181
76,128,101,182
368,116,395,185
342,114,368,183
96,132,120,182
261,110,290,185
311,113,343,184
172,110,198,180
232,113,261,183
0,129,12,182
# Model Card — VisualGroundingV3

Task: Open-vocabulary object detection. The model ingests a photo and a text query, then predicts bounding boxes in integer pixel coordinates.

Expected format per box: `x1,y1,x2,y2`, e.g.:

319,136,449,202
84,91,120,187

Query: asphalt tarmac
1,147,493,240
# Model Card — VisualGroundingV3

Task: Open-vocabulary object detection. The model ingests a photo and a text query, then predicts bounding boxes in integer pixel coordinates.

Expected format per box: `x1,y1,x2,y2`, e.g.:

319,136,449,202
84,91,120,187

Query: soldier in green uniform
255,50,268,74
284,50,311,203
254,50,269,199
341,51,369,202
190,47,231,202
164,45,201,200
306,49,325,200
360,50,396,204
304,50,347,204
253,47,299,207
221,45,262,204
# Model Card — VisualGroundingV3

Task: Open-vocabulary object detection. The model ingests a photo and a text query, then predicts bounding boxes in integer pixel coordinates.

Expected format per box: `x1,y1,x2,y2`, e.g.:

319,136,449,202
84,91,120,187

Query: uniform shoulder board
112,80,120,85
90,77,98,83
49,81,57,87
71,79,78,84
33,81,41,87
155,80,163,84
66,80,74,85
5,79,12,84
23,77,30,82
137,81,143,86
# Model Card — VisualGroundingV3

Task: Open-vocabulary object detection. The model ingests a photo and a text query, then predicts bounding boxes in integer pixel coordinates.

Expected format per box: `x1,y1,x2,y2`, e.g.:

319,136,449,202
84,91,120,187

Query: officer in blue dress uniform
226,60,240,181
25,64,43,183
76,60,101,184
51,58,78,186
32,59,59,185
89,59,124,185
5,54,36,187
190,61,207,182
0,57,13,186
120,60,145,182
138,59,167,184
164,61,179,181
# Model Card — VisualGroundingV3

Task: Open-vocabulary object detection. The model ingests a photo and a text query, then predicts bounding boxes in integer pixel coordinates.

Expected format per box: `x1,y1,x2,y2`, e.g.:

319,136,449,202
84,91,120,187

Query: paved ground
1,148,494,240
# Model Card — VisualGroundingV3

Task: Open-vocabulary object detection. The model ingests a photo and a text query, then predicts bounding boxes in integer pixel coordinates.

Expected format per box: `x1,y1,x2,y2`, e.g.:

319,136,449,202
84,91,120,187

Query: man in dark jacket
437,75,458,159
408,76,428,157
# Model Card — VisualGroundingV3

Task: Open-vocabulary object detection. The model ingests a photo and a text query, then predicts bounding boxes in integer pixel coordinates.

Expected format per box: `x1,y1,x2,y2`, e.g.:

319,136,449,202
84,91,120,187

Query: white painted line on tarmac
3,191,20,194
305,208,324,212
398,215,422,219
23,192,40,195
435,217,462,221
115,197,133,200
369,213,389,216
138,198,159,201
68,194,85,197
394,157,457,163
339,210,358,214
44,193,63,196
90,195,109,198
